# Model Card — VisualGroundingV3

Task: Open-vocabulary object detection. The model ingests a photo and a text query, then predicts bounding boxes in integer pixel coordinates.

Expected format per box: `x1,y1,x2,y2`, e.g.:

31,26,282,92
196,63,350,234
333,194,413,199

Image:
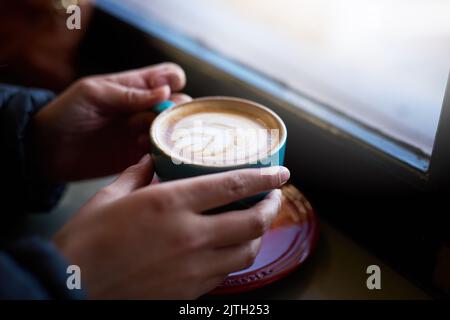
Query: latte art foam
165,112,277,165
154,105,282,166
151,98,285,167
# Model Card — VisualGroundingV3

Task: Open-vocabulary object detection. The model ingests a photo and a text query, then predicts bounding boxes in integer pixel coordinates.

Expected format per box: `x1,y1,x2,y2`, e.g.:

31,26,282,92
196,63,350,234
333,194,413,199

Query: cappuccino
151,98,284,166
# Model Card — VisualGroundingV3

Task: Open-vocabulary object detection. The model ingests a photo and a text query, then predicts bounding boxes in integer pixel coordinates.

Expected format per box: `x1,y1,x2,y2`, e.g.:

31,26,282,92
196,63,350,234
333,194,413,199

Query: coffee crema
152,99,284,166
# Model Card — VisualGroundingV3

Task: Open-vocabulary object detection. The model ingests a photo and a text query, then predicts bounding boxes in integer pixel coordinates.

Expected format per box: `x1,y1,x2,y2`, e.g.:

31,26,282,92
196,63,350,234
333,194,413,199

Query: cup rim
150,96,287,168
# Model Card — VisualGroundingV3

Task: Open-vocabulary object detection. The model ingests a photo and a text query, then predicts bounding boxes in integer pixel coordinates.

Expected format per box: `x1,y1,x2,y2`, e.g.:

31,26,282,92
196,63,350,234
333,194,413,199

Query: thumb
101,81,171,113
92,155,154,207
108,154,154,196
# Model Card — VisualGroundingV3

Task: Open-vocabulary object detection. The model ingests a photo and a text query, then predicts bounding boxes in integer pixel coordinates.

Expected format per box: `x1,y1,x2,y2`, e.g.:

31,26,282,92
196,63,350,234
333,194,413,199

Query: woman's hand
53,156,289,299
29,63,191,182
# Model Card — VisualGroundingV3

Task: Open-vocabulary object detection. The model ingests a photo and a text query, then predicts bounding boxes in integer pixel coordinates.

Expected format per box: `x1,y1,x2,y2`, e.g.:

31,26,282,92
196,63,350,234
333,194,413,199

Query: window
98,0,450,168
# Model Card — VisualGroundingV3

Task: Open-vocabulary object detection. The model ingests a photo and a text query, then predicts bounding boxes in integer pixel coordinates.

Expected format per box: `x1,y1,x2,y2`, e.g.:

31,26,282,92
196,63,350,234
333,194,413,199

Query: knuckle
125,87,139,105
174,228,202,251
147,192,171,212
225,173,248,198
186,229,204,250
97,185,118,199
185,262,202,281
190,220,208,248
75,77,98,97
249,211,268,236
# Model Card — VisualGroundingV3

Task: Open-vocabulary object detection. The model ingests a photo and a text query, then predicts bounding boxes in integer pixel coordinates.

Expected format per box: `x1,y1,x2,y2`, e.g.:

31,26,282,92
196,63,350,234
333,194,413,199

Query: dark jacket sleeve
0,85,84,299
0,237,85,299
0,84,65,216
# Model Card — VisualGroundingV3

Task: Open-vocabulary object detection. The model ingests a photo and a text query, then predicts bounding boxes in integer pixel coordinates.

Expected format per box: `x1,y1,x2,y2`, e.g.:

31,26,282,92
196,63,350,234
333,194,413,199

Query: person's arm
0,237,85,299
0,64,192,299
0,84,65,217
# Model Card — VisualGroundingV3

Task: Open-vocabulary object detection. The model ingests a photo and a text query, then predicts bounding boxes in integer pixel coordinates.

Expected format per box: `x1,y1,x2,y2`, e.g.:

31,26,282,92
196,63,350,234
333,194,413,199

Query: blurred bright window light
126,0,450,155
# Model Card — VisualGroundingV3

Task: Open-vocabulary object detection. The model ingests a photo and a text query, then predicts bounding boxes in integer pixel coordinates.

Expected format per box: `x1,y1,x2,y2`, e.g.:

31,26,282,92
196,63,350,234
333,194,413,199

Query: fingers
169,93,192,105
100,81,171,113
210,238,263,276
205,190,282,247
127,94,192,133
104,154,154,199
104,63,186,92
199,238,262,281
149,167,289,212
80,63,188,114
149,64,187,92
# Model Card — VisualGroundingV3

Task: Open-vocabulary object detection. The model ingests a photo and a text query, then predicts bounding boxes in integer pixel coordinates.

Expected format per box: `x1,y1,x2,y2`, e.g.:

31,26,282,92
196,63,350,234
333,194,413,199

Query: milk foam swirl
165,112,278,165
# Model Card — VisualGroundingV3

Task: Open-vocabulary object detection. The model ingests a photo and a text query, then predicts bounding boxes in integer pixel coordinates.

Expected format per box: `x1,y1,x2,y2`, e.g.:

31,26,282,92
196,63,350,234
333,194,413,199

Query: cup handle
153,100,176,114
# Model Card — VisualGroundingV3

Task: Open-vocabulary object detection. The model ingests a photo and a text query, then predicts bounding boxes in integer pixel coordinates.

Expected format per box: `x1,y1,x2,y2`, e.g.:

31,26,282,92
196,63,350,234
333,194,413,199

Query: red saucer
209,183,319,295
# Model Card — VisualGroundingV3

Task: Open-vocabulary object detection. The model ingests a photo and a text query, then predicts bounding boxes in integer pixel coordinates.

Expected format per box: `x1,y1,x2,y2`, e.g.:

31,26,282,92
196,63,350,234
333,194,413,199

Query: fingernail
279,167,290,185
152,76,170,88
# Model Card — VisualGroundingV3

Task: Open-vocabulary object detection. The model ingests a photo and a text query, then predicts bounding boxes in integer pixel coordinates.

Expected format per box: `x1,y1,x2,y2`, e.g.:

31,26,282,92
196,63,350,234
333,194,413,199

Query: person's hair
0,0,93,90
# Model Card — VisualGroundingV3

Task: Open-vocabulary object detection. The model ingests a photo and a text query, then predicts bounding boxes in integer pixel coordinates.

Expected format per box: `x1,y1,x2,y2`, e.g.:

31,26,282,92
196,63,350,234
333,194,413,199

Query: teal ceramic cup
149,96,287,209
